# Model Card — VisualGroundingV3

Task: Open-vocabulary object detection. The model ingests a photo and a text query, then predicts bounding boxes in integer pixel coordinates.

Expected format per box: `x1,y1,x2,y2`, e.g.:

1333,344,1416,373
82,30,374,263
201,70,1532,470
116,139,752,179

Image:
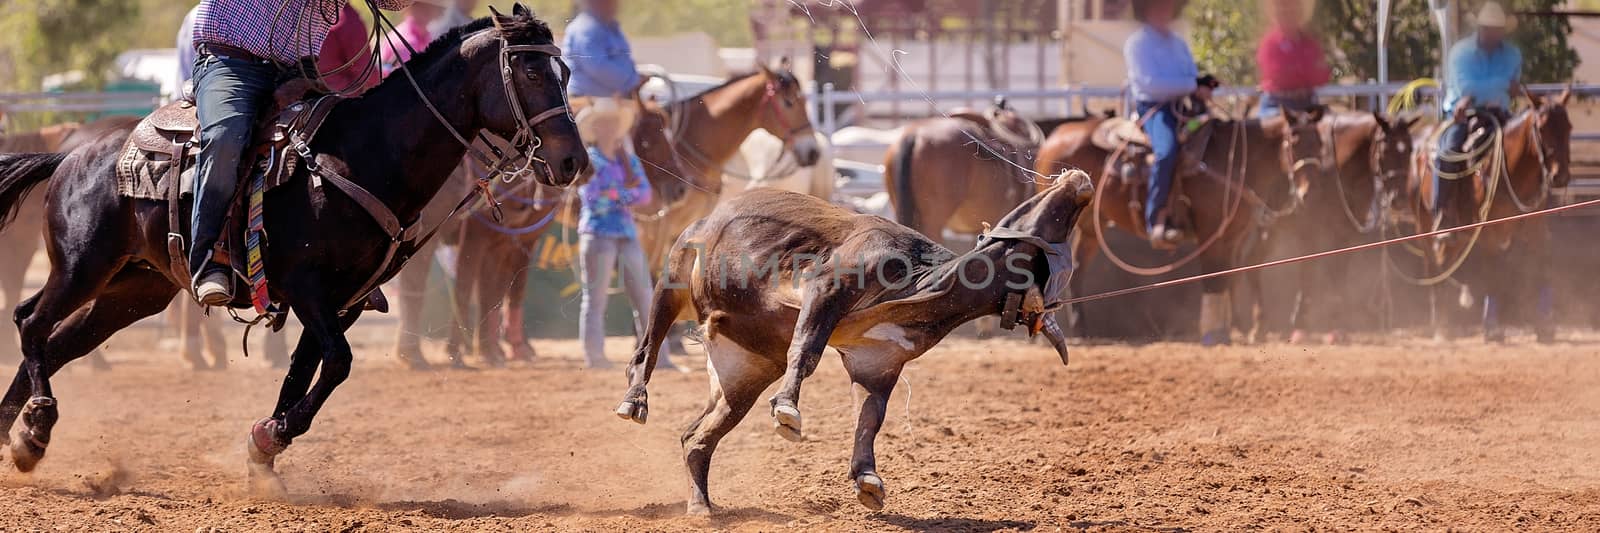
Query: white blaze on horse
614,171,1091,515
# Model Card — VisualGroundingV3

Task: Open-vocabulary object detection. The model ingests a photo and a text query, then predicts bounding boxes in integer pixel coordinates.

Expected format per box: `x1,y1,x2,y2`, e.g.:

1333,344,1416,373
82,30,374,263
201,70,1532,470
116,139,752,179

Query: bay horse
0,7,585,492
1036,109,1327,344
883,100,1046,244
639,64,821,270
615,172,1091,515
441,99,688,369
1270,111,1418,343
1409,90,1572,342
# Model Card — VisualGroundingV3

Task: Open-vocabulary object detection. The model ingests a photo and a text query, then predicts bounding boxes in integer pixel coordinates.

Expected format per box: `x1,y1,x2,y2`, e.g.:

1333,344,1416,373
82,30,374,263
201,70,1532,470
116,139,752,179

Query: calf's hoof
772,403,803,442
855,473,886,511
615,400,648,424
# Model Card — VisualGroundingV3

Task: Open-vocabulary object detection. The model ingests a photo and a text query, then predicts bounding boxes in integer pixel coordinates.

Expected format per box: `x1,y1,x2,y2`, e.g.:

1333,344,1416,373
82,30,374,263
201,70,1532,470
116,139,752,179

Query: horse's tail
891,133,918,229
0,152,65,232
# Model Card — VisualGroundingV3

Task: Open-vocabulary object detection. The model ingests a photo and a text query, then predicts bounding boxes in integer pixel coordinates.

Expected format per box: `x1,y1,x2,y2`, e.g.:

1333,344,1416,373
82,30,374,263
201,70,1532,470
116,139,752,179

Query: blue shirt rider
563,0,641,98
1434,1,1523,231
1125,0,1212,247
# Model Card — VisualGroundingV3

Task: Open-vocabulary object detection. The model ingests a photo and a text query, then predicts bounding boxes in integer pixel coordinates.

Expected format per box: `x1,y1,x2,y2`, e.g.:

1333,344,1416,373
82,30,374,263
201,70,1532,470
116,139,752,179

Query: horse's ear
775,55,792,71
1560,83,1573,106
1526,90,1544,109
513,2,530,17
1371,112,1391,132
1401,115,1421,131
1307,105,1326,124
489,4,504,17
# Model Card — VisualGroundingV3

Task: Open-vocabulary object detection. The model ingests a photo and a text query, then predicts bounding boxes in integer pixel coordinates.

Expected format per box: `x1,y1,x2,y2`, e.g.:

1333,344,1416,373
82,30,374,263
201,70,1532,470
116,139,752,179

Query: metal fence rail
0,91,164,114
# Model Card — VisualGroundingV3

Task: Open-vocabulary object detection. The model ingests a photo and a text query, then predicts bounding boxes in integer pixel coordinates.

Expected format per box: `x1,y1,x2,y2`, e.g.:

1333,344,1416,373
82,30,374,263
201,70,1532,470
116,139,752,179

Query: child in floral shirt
575,100,679,371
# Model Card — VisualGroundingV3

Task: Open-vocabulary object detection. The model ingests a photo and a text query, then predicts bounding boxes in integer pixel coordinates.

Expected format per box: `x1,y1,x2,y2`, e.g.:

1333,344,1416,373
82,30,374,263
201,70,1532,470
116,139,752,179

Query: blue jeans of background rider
578,233,654,367
1432,120,1476,215
1257,93,1318,119
1136,101,1180,231
190,53,278,277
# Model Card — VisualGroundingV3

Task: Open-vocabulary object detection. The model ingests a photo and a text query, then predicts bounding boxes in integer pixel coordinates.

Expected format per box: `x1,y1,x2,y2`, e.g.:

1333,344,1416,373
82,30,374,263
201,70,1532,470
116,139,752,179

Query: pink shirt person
1256,27,1330,94
318,5,380,93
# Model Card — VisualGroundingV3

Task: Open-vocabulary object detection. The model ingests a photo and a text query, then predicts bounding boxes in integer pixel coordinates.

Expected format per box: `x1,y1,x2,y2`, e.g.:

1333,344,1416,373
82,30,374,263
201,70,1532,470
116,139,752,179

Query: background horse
883,101,1046,246
1037,109,1326,344
638,63,821,270
0,7,584,491
717,129,836,204
1410,89,1573,342
1265,111,1417,343
443,99,688,369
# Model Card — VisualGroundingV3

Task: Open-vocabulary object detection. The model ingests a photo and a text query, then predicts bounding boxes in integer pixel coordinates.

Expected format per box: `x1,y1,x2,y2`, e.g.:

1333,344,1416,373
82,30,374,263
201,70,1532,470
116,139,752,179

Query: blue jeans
1431,121,1472,218
1257,93,1318,119
190,53,279,279
578,233,657,367
1137,101,1181,232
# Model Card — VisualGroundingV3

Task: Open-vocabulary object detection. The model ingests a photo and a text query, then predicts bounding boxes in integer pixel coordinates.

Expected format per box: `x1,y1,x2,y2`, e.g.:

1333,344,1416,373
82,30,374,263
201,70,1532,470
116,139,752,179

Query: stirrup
195,269,232,306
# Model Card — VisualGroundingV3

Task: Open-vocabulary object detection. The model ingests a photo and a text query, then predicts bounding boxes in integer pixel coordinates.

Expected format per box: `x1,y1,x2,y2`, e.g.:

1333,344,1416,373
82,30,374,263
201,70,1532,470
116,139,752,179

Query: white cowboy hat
1471,1,1516,30
575,97,639,146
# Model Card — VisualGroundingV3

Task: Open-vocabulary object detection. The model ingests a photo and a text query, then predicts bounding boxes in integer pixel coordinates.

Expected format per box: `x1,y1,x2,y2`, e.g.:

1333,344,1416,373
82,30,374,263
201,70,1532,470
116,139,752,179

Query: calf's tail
0,153,65,232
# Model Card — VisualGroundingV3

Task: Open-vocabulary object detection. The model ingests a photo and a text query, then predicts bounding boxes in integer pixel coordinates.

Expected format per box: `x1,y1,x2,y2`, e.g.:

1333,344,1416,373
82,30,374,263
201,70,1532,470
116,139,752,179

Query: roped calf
615,170,1092,515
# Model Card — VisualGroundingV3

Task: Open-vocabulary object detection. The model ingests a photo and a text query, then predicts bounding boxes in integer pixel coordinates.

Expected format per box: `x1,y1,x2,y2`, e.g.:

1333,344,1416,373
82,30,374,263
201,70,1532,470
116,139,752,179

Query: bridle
760,80,814,141
373,8,573,206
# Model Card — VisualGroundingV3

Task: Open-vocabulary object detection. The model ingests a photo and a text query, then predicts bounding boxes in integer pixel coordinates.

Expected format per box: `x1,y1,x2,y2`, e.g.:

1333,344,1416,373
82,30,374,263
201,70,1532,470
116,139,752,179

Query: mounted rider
1433,1,1523,232
1256,0,1329,118
564,0,643,138
1125,0,1217,247
187,0,416,306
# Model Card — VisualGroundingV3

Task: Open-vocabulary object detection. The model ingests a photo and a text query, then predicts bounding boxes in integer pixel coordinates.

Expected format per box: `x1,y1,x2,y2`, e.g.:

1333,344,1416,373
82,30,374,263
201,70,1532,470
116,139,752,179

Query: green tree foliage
0,0,141,91
481,0,754,47
1187,0,1264,85
1189,0,1580,85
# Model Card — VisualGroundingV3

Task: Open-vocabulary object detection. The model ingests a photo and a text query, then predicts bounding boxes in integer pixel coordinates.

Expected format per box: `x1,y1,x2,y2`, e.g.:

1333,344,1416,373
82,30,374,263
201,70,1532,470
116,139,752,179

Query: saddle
114,79,344,314
1094,115,1216,238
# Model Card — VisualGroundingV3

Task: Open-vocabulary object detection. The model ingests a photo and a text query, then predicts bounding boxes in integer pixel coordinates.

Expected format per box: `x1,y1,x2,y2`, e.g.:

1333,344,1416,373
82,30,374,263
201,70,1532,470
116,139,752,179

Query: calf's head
988,170,1094,365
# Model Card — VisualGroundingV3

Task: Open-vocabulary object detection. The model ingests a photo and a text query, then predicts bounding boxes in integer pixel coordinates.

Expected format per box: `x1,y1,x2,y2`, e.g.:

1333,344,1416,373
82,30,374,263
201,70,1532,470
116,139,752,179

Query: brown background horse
883,103,1045,244
1037,110,1326,344
1407,91,1573,342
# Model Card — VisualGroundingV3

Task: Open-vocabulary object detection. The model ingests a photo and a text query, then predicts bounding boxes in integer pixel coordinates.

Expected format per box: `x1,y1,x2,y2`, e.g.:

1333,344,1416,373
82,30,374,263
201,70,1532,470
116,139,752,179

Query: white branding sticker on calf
863,323,915,351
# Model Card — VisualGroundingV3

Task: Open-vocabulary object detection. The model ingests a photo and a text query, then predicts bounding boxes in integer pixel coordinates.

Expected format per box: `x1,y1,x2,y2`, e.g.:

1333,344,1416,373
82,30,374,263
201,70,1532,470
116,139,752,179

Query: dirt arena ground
1,323,1599,531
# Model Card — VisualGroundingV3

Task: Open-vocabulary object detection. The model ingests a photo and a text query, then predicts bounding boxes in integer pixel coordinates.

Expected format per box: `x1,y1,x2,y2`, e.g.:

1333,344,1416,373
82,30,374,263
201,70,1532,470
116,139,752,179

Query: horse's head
1527,87,1575,187
1270,106,1328,207
631,95,689,205
1371,113,1420,196
464,4,587,187
752,58,821,167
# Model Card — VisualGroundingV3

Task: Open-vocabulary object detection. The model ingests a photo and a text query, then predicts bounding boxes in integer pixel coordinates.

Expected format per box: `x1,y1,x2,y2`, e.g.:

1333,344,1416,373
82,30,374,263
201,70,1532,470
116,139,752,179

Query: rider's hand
1195,85,1214,102
1452,97,1474,122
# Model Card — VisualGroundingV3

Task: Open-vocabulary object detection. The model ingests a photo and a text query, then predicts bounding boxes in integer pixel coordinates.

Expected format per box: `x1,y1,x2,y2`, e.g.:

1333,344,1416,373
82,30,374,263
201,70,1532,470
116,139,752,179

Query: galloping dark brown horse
1409,90,1573,342
0,8,585,491
1036,109,1326,344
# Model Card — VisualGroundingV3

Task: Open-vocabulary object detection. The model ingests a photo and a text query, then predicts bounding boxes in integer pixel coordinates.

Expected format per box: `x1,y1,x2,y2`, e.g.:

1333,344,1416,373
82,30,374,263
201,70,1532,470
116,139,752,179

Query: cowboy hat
1470,1,1517,31
575,97,639,146
1131,0,1189,22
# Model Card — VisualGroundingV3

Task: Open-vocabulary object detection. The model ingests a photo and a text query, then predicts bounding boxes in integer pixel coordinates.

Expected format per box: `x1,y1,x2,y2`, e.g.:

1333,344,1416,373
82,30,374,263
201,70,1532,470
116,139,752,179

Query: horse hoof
1200,331,1231,347
855,473,886,511
1324,331,1347,345
686,501,713,517
247,462,288,500
1288,330,1308,345
772,404,803,442
10,432,45,473
615,401,648,424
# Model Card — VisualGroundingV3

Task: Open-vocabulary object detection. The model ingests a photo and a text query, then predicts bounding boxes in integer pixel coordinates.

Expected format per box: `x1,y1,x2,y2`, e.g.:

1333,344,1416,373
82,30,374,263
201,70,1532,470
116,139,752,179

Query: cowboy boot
189,179,234,306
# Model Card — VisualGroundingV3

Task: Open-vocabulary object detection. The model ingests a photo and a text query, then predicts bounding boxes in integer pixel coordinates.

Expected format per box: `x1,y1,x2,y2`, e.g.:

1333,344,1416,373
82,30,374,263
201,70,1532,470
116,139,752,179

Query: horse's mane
400,13,555,72
688,68,800,100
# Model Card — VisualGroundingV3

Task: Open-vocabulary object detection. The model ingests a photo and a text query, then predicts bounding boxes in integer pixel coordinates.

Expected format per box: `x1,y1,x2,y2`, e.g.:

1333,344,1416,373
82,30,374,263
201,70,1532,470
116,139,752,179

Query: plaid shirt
192,0,413,66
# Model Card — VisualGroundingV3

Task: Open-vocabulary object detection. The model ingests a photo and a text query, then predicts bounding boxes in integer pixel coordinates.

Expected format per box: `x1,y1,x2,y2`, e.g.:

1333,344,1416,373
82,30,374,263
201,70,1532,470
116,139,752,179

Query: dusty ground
1,324,1599,531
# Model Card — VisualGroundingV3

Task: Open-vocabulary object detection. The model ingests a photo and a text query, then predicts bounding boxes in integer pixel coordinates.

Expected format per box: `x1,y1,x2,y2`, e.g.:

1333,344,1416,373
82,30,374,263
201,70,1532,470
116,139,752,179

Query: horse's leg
447,226,483,369
500,260,537,362
248,299,362,496
1198,252,1233,347
682,335,782,516
5,268,175,471
178,301,211,370
841,348,904,511
392,240,436,370
0,233,32,365
473,251,515,368
1481,253,1507,344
